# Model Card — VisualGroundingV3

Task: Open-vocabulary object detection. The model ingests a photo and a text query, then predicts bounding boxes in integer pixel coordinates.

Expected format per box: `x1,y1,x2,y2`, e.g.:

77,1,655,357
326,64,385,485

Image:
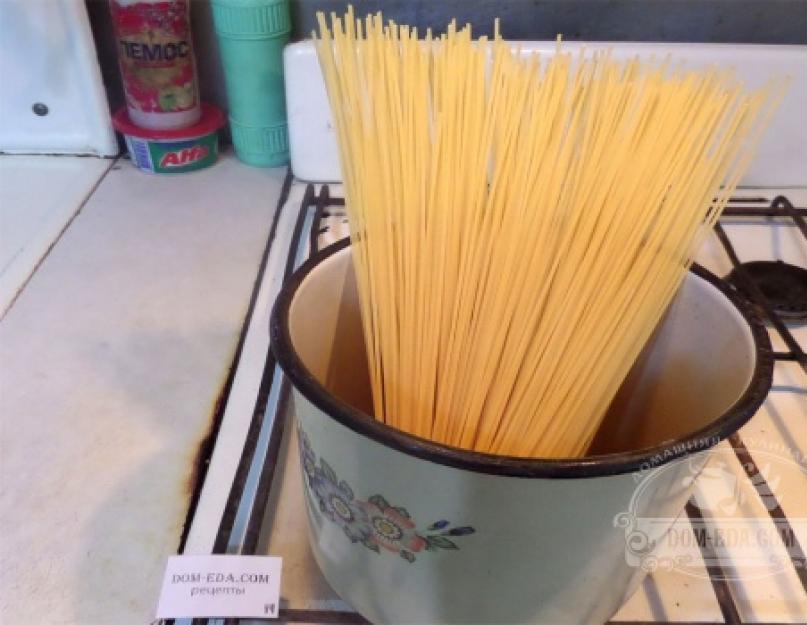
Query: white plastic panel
284,40,807,186
0,0,117,156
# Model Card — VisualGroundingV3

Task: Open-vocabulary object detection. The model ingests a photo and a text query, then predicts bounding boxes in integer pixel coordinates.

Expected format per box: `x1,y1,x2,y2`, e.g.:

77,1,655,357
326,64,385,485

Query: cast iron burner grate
725,260,807,322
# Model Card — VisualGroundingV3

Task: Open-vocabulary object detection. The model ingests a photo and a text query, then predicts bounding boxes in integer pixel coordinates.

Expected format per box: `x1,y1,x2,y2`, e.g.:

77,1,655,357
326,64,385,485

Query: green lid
211,0,291,39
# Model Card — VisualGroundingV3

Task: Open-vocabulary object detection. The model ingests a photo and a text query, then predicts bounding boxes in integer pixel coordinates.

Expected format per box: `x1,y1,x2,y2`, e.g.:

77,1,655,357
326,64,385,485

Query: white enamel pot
270,239,773,625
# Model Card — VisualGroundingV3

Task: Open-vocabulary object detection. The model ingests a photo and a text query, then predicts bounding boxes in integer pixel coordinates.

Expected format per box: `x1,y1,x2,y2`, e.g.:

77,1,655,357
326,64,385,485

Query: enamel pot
270,239,772,624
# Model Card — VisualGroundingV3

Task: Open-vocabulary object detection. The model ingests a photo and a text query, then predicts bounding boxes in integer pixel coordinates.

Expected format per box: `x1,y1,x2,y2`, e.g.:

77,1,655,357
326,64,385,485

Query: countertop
0,152,286,625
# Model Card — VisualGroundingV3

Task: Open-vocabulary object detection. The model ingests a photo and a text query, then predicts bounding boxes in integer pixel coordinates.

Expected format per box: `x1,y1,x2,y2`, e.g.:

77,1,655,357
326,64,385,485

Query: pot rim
270,238,774,479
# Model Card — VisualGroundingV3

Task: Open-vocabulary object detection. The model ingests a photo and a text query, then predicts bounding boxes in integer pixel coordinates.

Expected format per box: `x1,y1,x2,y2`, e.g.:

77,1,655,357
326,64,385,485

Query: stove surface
184,182,807,623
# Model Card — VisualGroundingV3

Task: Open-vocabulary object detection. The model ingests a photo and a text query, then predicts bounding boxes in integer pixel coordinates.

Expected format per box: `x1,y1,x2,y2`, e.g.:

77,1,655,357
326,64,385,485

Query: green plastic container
211,0,291,167
113,104,226,174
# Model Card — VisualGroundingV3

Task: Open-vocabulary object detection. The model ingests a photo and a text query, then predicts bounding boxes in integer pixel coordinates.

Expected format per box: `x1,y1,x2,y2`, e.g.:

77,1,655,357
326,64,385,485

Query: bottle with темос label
109,0,201,130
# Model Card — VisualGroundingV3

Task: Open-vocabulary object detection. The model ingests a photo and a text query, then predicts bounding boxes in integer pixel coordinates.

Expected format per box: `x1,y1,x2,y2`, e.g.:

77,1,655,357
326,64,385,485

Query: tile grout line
0,157,118,321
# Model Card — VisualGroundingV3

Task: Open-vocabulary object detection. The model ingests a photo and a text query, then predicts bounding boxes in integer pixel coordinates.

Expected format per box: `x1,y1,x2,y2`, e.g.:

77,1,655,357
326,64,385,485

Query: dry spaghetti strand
314,8,781,458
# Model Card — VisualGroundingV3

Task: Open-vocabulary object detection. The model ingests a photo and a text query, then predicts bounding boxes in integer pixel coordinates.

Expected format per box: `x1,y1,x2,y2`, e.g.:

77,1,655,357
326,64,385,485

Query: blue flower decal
297,425,475,562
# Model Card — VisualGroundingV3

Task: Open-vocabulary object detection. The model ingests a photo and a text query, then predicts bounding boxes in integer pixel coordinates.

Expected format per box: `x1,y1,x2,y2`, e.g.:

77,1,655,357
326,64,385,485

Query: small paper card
155,555,281,619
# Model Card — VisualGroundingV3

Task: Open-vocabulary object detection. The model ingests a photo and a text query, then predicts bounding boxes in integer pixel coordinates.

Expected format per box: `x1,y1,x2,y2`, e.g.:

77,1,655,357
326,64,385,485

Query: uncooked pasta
314,8,779,458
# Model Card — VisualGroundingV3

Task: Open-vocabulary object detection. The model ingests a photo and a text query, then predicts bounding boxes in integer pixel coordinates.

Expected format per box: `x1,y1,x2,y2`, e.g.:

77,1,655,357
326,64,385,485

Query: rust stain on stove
177,368,234,550
185,390,225,496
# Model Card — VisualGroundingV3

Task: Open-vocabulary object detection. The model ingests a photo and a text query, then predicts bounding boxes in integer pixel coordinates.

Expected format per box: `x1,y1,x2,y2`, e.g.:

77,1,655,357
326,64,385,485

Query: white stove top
180,38,807,625
182,181,807,624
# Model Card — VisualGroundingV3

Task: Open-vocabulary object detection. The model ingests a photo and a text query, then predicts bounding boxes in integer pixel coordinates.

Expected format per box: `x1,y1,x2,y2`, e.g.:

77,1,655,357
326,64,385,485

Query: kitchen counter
0,152,286,625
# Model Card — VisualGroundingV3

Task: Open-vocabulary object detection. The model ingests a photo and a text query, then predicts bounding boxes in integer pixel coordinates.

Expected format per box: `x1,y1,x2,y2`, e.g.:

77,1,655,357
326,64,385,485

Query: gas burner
725,260,807,322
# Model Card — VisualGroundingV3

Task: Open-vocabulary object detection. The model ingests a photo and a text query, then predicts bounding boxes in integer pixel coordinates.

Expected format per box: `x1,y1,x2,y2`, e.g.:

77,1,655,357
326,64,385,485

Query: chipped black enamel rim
270,238,774,479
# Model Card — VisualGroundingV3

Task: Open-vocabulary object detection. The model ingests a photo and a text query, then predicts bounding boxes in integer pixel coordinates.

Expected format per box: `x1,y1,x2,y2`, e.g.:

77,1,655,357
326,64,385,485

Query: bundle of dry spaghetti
314,8,780,458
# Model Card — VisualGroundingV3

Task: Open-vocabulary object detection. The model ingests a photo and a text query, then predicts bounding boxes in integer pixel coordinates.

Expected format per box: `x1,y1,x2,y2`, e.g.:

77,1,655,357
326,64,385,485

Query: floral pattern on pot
298,426,476,562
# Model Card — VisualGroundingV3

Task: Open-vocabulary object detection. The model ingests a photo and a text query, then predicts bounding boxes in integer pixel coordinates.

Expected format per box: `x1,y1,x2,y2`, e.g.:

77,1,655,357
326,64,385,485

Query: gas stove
180,41,807,624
